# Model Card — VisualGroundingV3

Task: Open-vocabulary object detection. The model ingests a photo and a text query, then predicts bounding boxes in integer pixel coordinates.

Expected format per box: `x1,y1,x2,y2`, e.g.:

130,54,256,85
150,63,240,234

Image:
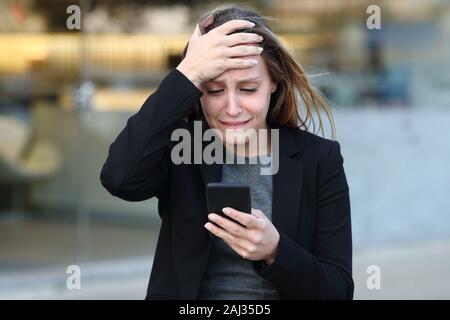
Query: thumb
251,208,266,219
191,23,202,40
192,15,213,40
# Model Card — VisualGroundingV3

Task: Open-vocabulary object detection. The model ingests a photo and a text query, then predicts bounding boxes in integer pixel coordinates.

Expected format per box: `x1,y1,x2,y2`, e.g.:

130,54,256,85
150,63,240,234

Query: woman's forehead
207,57,269,84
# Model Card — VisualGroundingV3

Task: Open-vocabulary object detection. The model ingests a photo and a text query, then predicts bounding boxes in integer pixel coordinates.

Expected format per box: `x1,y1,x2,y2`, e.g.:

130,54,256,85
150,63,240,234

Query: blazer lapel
198,161,222,187
271,125,304,239
194,120,223,187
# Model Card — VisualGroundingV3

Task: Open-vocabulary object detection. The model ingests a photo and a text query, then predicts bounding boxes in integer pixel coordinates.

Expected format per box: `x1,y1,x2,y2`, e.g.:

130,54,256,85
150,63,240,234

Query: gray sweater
197,153,281,300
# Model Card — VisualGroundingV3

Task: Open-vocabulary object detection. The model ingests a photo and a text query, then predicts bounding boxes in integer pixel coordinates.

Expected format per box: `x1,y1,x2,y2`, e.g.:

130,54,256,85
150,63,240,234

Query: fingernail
257,47,263,53
201,15,213,27
205,15,213,24
248,22,255,27
222,208,229,214
251,60,258,64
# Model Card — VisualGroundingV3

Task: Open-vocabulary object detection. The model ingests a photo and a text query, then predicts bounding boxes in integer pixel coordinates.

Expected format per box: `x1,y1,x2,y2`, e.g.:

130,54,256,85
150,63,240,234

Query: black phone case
206,183,252,218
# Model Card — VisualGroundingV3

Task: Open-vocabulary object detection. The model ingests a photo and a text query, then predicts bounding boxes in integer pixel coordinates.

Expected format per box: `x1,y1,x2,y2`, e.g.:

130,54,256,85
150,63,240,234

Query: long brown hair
181,5,336,139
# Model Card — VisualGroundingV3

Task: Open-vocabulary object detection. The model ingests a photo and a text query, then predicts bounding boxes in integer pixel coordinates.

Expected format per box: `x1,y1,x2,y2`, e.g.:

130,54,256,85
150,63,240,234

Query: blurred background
0,0,449,299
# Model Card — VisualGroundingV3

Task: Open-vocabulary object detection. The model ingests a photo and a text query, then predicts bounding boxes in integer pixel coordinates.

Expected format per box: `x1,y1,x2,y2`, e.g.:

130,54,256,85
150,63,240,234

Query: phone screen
206,182,251,225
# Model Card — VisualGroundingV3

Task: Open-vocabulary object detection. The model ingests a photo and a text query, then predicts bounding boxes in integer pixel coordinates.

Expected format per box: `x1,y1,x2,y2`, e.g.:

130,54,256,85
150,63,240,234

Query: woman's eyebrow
238,77,262,83
207,77,262,84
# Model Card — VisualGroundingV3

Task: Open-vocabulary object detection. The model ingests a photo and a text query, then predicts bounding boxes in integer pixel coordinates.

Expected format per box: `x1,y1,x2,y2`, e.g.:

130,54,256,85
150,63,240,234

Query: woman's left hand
205,207,280,265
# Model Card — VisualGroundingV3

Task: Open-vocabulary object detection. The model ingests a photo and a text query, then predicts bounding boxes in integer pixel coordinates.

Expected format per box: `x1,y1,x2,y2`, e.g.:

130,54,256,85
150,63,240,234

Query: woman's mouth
219,119,252,129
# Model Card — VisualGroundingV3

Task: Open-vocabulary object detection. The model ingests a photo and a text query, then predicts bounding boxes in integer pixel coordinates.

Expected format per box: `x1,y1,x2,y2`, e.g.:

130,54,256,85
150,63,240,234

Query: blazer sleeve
255,140,354,299
100,69,203,201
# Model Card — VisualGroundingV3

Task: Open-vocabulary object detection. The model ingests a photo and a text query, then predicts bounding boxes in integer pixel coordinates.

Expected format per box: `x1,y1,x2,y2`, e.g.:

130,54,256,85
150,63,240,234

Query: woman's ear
270,81,277,93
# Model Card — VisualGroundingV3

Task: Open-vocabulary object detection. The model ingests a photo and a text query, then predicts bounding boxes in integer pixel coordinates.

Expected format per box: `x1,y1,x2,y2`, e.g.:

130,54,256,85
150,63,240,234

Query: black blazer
100,69,354,300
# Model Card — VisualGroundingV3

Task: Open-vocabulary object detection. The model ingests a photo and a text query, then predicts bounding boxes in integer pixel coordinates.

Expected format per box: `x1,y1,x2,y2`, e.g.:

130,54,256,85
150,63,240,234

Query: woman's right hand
176,18,264,88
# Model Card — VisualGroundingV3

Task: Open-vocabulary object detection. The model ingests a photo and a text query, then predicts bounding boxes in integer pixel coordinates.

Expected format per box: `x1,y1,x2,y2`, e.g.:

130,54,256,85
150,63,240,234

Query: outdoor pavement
1,218,449,300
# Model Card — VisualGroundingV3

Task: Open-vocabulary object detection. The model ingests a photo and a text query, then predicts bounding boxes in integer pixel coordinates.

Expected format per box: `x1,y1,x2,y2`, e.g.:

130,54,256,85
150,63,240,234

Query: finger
226,237,259,260
225,45,263,58
222,207,255,228
251,208,266,219
228,242,252,260
225,58,258,70
212,19,255,36
199,14,214,34
204,222,236,244
204,222,254,257
191,23,202,40
208,213,246,236
225,32,263,47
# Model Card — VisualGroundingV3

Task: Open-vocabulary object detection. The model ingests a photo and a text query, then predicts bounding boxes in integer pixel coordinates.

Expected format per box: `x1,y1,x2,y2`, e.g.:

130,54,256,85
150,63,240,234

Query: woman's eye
206,88,257,94
207,89,223,94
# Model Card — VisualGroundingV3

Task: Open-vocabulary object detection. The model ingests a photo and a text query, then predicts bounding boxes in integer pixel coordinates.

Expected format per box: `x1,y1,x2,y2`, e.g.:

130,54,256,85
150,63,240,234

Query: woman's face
199,54,277,147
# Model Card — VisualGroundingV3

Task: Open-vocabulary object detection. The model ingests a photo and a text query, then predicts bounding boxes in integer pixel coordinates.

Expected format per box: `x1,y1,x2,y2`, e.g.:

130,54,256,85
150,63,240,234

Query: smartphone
206,182,252,225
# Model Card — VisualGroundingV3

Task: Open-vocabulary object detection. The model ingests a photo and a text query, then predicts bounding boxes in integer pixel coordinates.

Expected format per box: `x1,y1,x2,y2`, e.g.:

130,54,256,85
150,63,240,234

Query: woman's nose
225,94,242,117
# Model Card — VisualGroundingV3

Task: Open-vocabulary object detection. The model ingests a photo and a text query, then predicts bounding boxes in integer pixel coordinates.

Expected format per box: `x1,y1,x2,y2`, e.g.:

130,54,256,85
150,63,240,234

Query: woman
100,5,353,300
